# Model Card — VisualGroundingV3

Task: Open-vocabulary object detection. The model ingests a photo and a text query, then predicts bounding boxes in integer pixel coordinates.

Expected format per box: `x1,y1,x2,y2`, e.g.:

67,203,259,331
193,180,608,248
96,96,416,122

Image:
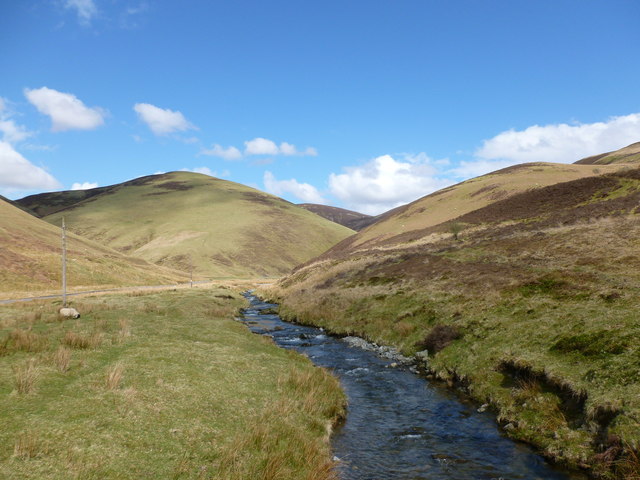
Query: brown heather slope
350,161,625,250
298,203,376,231
18,172,354,279
266,166,640,478
0,198,187,298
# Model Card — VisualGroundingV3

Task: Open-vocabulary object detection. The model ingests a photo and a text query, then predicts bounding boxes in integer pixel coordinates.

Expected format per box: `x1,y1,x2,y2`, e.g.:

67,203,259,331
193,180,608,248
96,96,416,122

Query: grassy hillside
19,172,354,279
265,164,640,478
0,287,345,479
575,142,640,166
350,161,624,249
0,198,187,298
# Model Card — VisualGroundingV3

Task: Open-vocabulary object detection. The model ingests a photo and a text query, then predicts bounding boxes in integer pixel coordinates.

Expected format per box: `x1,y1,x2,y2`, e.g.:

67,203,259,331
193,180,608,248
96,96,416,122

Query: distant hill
267,148,640,477
0,197,186,297
575,141,640,165
18,172,354,278
297,203,376,231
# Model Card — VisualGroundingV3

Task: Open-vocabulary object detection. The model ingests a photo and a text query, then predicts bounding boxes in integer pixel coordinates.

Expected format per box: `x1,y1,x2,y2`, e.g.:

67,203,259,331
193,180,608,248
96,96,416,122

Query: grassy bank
263,211,640,479
0,286,345,479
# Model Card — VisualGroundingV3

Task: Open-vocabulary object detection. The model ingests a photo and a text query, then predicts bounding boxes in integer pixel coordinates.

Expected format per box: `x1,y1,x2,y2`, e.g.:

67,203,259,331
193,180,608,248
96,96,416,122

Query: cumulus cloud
71,181,98,190
200,144,242,160
263,171,326,203
65,0,98,25
328,154,452,215
25,87,105,132
245,137,279,155
133,103,195,136
0,141,62,191
0,98,32,144
476,113,640,164
244,137,317,156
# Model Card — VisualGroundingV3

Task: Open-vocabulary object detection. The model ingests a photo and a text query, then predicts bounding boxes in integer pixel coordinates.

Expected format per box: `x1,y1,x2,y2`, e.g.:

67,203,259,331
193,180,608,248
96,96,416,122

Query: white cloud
25,87,105,132
245,137,279,155
133,103,195,136
244,137,317,156
200,144,242,160
476,113,640,164
0,141,62,191
328,154,451,215
71,181,98,190
263,171,326,203
0,98,32,144
64,0,98,25
180,167,230,178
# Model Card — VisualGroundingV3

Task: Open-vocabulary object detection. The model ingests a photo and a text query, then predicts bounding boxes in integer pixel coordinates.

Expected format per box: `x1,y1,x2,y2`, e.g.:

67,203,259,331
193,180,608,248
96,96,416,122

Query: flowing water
239,293,585,480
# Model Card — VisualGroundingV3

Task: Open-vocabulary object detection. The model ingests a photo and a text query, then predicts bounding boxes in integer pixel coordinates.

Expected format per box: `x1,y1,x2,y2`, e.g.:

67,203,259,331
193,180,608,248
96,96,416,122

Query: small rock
477,403,489,413
504,423,515,431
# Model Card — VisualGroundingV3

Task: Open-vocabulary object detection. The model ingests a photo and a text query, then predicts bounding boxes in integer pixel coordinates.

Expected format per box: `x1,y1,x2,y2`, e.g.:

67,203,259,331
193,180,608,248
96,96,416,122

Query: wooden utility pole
62,217,67,307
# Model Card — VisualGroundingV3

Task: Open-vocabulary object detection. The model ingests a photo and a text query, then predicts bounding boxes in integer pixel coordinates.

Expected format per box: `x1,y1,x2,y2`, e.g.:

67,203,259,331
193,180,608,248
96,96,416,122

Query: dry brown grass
62,331,103,349
104,362,124,390
7,328,48,353
116,318,131,343
53,346,71,373
13,358,39,394
13,431,44,459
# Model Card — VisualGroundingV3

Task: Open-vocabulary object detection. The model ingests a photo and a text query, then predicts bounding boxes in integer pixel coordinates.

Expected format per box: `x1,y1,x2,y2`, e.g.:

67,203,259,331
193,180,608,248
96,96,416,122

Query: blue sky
1,0,639,214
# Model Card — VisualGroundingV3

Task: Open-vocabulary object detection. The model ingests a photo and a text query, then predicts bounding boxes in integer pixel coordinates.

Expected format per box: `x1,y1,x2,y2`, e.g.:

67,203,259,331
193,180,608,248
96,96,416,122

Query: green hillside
265,150,640,478
0,198,187,298
20,172,354,279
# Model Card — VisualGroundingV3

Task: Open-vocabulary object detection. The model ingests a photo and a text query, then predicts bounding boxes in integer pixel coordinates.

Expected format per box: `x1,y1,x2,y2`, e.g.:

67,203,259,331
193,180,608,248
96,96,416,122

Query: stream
240,293,584,480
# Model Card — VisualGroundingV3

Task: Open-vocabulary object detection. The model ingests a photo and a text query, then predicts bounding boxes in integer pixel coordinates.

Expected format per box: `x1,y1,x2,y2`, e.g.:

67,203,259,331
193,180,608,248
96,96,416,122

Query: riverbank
260,280,640,479
243,293,584,479
0,286,345,479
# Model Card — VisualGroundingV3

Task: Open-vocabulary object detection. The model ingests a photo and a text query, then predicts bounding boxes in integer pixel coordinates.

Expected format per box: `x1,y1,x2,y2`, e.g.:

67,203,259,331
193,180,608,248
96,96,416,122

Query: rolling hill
17,172,354,278
265,143,640,478
0,197,187,298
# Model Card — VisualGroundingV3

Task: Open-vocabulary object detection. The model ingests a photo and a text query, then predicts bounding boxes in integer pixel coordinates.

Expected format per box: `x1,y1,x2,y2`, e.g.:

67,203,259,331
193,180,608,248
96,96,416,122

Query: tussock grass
52,346,71,372
13,431,44,460
62,330,103,349
12,358,39,394
116,318,131,343
3,328,48,353
0,287,344,479
104,362,124,390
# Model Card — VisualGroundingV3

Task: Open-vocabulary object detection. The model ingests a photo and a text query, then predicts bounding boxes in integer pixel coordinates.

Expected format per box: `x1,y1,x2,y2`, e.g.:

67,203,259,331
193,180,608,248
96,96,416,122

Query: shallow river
240,293,584,480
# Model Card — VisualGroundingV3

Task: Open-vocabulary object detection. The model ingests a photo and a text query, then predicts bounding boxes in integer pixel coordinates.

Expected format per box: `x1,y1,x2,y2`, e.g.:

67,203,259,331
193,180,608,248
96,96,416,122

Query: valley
2,143,640,479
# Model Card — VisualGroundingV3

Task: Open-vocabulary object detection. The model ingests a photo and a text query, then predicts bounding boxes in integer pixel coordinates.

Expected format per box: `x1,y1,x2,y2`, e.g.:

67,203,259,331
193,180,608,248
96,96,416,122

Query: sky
1,0,639,215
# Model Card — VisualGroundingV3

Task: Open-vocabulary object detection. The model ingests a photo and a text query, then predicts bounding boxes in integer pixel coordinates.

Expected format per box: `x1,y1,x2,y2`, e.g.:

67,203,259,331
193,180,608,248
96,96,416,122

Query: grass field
0,286,345,479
